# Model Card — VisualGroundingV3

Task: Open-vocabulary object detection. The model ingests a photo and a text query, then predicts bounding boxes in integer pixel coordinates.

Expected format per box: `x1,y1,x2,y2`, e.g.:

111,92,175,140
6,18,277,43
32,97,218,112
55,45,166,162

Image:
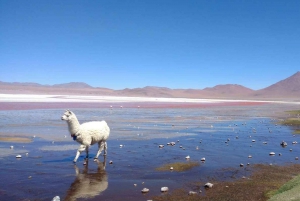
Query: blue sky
0,0,299,90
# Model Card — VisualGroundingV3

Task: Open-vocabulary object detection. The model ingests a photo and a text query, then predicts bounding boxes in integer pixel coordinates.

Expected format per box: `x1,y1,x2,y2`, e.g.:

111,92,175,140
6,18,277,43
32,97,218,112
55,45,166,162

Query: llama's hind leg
74,145,86,163
94,141,105,160
104,141,108,156
85,146,90,159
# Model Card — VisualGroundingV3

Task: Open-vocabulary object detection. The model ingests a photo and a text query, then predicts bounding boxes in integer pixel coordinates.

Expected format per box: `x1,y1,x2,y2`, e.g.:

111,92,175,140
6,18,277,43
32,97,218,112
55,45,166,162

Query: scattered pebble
248,155,252,158
141,188,149,193
170,167,174,170
189,191,197,195
201,157,206,162
204,182,213,188
185,155,190,159
109,160,113,164
296,157,299,160
52,196,60,201
120,145,123,148
10,146,13,149
158,145,164,148
269,152,275,155
16,155,22,158
134,184,137,187
161,187,169,192
28,176,32,179
240,163,244,167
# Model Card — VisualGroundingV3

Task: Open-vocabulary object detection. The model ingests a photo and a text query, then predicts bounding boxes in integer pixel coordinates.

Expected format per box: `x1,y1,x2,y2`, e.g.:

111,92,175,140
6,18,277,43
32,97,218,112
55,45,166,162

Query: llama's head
61,110,76,121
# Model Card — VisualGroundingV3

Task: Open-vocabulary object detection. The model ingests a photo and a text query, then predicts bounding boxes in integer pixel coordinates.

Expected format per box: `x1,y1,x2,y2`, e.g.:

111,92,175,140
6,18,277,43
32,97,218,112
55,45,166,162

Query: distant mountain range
1,72,300,100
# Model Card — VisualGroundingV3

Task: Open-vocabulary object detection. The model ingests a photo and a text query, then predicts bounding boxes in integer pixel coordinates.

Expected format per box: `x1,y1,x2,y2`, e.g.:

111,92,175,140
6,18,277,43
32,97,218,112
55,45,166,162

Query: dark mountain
1,72,300,99
254,72,300,97
203,84,254,96
52,82,93,88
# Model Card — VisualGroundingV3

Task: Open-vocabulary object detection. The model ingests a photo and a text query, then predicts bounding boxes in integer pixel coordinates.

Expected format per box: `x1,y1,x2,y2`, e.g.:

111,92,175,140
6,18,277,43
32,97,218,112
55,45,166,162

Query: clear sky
0,0,299,90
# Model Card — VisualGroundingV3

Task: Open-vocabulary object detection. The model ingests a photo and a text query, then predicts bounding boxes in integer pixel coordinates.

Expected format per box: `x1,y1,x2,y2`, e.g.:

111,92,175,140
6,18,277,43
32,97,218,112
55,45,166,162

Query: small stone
295,157,299,160
52,196,60,201
269,152,275,155
83,161,87,165
134,184,137,187
204,182,213,188
120,145,123,147
279,153,282,156
10,146,13,149
248,155,252,158
141,188,149,193
28,176,32,179
170,167,174,170
189,191,197,195
201,157,206,162
240,163,244,167
290,149,293,152
159,145,164,148
16,155,22,158
252,140,256,142
161,187,169,192
109,160,113,164
185,155,190,159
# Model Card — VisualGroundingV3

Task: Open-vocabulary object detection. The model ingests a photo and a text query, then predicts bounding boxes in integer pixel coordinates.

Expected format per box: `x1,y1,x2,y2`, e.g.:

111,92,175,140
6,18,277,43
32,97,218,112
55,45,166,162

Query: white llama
61,110,110,163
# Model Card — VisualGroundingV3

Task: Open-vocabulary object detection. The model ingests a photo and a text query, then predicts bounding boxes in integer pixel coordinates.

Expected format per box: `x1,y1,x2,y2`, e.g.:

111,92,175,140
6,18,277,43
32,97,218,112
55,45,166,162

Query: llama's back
80,121,110,144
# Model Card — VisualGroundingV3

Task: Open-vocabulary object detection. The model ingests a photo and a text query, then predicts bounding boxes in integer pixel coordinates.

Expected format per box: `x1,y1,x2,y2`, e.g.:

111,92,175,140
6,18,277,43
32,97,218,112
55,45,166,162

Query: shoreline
1,93,300,111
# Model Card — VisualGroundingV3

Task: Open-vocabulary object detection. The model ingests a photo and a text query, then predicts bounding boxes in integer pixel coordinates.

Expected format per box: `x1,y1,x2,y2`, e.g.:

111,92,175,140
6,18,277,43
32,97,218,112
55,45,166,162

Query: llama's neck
67,117,80,135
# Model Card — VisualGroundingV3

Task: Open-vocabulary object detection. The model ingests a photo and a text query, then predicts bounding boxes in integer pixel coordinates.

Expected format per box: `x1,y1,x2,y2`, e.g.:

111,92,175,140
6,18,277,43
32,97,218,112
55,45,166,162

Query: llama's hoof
103,153,107,156
73,160,77,163
93,158,98,162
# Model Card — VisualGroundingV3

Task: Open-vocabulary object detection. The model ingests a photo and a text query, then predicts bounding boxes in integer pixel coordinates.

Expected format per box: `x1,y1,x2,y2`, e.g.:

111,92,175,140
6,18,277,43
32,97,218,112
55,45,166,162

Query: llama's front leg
74,145,86,163
94,141,105,161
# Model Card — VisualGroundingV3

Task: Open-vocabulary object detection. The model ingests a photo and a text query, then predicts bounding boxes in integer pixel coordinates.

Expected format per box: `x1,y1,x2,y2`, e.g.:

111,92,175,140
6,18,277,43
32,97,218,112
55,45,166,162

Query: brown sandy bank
0,136,32,143
152,164,300,201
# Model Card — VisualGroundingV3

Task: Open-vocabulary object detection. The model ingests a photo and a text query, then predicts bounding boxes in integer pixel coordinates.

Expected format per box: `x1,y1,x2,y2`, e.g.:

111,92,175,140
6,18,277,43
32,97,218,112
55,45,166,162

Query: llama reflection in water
65,156,108,201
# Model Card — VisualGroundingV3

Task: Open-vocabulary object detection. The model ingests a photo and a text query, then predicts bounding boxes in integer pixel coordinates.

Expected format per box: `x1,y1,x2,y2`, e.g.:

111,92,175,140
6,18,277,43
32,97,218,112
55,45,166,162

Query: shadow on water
64,156,108,201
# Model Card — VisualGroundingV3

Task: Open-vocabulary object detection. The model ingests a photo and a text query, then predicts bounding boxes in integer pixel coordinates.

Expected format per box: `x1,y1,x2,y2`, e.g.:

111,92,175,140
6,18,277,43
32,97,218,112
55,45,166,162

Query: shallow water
0,103,300,200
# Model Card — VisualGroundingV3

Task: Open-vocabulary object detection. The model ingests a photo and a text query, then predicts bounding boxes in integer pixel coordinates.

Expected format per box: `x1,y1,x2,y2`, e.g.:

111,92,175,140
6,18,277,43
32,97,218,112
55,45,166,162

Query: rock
252,140,256,142
16,155,22,158
201,157,206,162
296,157,299,160
109,160,113,164
161,187,169,192
141,188,149,193
52,196,60,201
10,146,13,149
204,182,213,188
280,141,287,147
120,144,123,147
159,145,164,148
269,152,275,155
240,163,244,167
170,167,174,170
185,155,190,159
248,155,252,158
134,184,137,187
189,191,197,195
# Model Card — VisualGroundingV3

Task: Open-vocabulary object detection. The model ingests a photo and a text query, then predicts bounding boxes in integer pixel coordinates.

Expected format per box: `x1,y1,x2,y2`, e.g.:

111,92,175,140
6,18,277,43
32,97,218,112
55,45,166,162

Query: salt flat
1,93,299,104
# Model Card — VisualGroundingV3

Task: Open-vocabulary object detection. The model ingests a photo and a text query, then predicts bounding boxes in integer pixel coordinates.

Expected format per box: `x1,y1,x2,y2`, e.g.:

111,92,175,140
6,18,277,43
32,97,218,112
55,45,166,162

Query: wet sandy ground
0,101,300,200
